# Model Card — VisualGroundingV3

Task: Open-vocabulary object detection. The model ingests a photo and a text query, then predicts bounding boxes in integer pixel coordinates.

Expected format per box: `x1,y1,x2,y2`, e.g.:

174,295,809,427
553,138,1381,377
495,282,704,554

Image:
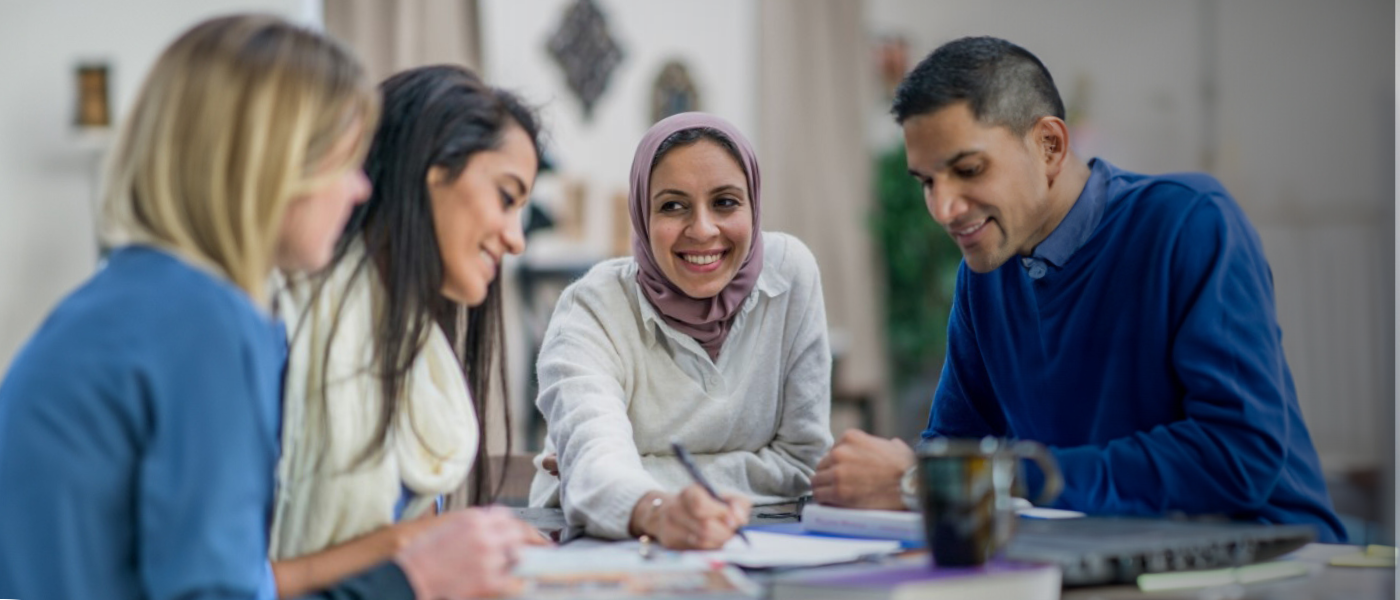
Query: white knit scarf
268,242,478,560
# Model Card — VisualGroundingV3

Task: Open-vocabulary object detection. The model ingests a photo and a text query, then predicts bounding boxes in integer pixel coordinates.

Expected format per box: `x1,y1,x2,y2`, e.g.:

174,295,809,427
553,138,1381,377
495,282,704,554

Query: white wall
480,0,757,261
479,0,758,450
1214,0,1393,475
866,0,1209,173
0,0,318,368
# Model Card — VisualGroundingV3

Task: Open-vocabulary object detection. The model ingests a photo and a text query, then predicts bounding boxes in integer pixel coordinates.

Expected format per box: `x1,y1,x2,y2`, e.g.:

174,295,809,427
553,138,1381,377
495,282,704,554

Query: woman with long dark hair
269,64,545,597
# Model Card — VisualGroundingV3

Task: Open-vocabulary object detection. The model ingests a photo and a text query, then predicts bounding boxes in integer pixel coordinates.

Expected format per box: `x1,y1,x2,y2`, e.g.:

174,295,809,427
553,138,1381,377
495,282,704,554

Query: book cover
801,503,924,542
800,502,1085,543
769,555,1061,600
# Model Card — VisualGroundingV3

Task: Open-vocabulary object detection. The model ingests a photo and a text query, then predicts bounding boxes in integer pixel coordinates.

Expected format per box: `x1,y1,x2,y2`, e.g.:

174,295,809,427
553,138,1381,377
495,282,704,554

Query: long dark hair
317,64,541,505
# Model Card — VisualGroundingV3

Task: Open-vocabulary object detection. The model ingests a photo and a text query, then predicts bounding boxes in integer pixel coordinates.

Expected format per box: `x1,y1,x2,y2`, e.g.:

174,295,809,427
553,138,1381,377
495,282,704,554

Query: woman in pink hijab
529,113,834,548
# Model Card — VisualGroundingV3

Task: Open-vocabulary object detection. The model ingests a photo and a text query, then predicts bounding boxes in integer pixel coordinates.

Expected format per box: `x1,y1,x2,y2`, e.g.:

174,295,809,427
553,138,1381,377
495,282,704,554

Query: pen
671,441,751,546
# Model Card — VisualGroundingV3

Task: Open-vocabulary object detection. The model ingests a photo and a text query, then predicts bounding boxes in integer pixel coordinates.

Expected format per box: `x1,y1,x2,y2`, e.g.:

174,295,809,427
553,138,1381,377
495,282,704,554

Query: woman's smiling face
428,122,537,306
647,139,753,299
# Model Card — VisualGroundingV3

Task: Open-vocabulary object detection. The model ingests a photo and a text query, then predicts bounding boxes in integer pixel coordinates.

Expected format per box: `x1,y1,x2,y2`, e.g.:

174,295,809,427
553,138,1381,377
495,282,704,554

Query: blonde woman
0,15,527,600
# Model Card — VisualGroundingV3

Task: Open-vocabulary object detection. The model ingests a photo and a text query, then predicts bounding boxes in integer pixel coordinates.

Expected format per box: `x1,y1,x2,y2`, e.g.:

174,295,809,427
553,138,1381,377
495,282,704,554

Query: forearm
1047,418,1285,515
559,452,660,539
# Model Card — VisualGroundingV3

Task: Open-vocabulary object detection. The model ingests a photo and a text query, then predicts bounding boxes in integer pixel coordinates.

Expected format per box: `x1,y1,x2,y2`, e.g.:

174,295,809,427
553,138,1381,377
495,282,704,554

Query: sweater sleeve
139,313,281,600
537,287,664,539
923,265,1006,441
1047,194,1294,516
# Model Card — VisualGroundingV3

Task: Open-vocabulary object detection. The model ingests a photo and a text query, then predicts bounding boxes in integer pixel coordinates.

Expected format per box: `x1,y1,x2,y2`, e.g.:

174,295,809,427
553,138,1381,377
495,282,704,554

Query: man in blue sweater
812,36,1345,543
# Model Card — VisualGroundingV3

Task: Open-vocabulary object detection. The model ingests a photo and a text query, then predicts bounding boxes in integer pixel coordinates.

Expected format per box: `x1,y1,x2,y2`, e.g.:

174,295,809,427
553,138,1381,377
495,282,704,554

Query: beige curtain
758,0,890,433
324,0,481,84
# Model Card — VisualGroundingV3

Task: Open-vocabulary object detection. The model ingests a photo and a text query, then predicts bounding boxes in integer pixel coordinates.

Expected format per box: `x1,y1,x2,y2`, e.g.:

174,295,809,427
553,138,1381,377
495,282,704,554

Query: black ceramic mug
915,437,1063,567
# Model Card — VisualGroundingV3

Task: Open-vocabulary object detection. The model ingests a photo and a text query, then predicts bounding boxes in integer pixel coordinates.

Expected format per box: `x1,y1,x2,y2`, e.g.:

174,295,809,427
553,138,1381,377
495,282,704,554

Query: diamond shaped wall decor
547,0,624,120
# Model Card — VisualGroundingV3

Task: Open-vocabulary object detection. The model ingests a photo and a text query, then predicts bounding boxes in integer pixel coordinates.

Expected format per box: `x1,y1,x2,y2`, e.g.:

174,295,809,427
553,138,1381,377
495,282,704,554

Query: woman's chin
676,276,732,300
441,282,487,306
662,260,741,299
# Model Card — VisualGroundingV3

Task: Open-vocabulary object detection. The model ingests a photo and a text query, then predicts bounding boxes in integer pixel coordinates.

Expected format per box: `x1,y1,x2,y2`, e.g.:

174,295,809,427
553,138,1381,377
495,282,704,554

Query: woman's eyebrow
652,188,689,200
503,173,528,197
708,184,744,196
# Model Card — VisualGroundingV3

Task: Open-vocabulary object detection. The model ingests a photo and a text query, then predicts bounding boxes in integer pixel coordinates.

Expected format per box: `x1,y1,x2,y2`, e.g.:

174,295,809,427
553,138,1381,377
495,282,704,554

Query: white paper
514,544,715,575
696,530,903,568
1016,507,1085,520
519,532,901,570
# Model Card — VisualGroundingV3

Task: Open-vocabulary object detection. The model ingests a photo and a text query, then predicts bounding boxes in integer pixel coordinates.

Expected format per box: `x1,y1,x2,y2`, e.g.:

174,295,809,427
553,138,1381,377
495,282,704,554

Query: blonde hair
101,14,378,300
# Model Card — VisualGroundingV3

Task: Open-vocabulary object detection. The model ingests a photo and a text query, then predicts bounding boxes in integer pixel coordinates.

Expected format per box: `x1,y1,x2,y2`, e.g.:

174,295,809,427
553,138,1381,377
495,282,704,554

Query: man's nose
926,182,967,226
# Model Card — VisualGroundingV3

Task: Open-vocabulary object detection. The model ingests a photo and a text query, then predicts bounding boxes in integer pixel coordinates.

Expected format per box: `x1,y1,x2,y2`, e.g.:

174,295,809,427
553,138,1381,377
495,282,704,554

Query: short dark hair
891,36,1064,135
650,127,743,174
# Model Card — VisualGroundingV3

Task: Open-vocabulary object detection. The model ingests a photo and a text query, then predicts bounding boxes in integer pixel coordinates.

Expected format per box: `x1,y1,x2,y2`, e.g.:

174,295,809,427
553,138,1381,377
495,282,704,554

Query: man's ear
1033,116,1070,182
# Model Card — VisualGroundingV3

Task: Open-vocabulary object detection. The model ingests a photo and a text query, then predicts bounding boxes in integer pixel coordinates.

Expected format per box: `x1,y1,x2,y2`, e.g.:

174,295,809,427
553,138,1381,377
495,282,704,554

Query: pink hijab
628,112,764,361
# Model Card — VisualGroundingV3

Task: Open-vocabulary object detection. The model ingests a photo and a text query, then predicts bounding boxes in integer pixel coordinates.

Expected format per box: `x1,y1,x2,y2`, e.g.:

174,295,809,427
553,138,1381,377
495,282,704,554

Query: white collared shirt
529,232,833,539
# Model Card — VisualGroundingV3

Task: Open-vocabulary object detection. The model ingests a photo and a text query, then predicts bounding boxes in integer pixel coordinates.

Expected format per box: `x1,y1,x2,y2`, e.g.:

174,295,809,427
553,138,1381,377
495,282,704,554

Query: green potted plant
870,143,962,436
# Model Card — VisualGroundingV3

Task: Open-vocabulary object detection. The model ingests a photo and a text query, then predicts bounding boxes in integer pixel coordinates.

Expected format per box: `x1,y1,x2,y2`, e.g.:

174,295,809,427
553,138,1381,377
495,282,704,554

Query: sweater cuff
294,561,414,600
348,561,415,600
1022,448,1075,509
1022,457,1046,504
576,473,662,540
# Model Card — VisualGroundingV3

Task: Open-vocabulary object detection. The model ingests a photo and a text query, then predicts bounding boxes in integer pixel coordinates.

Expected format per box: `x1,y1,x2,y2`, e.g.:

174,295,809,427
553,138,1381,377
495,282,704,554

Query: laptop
1004,517,1317,586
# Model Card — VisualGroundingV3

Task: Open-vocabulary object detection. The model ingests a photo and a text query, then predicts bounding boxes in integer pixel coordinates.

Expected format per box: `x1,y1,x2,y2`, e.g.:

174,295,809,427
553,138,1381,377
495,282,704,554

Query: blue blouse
0,246,286,599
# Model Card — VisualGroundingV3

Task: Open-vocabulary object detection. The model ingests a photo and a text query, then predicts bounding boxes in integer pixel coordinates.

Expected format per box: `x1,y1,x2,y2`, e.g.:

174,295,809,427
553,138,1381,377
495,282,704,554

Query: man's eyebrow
909,149,983,180
942,149,980,168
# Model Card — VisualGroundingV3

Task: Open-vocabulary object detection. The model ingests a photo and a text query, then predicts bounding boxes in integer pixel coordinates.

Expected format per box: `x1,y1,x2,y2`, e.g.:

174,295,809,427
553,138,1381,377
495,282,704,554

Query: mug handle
1010,440,1063,506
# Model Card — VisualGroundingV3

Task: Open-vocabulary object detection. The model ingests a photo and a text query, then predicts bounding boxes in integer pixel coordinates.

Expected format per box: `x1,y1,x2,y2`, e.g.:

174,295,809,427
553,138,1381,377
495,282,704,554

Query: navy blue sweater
924,159,1345,543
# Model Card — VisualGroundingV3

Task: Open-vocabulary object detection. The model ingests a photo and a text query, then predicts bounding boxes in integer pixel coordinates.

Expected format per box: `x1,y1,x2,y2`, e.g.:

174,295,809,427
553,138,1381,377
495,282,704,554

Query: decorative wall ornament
547,0,624,120
650,60,699,124
874,36,909,101
75,62,112,130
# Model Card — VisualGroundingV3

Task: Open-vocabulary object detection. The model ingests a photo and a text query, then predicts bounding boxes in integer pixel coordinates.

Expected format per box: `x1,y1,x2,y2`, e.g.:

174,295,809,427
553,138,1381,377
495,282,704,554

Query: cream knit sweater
269,243,479,560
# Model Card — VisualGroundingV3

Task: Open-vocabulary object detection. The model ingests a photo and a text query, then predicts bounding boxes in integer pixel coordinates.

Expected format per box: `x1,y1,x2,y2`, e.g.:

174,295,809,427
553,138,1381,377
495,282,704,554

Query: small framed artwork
75,62,112,130
651,60,699,124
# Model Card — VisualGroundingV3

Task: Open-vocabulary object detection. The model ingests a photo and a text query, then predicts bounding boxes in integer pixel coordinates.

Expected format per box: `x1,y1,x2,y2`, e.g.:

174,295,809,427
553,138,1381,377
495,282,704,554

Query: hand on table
541,453,559,477
811,429,915,510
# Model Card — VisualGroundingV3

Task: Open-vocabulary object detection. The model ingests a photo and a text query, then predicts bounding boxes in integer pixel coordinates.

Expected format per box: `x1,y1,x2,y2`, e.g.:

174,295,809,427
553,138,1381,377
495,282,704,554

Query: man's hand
811,429,915,510
394,506,526,598
541,453,559,477
629,485,751,550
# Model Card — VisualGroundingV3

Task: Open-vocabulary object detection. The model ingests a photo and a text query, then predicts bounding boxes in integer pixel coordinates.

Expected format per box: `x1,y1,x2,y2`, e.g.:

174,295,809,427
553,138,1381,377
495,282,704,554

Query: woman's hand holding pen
628,486,751,550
